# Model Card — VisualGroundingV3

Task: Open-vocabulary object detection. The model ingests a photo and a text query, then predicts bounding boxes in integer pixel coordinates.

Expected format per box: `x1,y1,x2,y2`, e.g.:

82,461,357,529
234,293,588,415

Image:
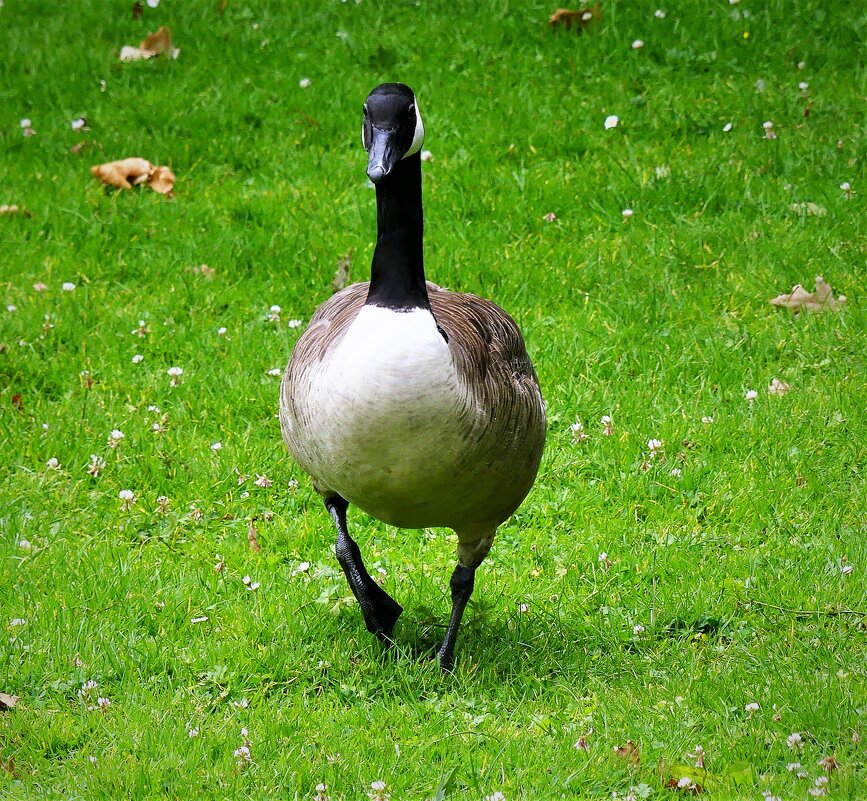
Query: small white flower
167,366,184,386
287,318,303,329
787,732,804,750
96,697,111,709
78,679,98,695
6,304,16,312
146,0,160,7
768,377,791,396
604,114,619,130
152,422,163,433
484,793,506,801
315,783,331,801
701,415,714,424
33,282,47,292
131,320,150,337
217,326,227,335
336,29,349,40
119,489,135,509
622,208,634,218
814,776,829,787
745,702,759,713
787,762,803,772
156,495,170,512
763,120,777,139
677,777,694,789
647,438,663,452
654,164,671,178
799,81,809,91
19,539,32,551
745,389,758,402
234,745,252,763
71,117,86,131
601,415,614,436
88,755,97,764
722,122,733,132
299,77,312,89
107,429,125,448
190,616,208,624
631,39,644,49
581,10,592,20
519,603,530,613
654,9,666,18
242,575,252,585
369,781,391,801
841,564,853,575
9,618,26,627
46,457,61,470
248,581,260,591
420,149,434,162
254,474,273,488
291,561,311,577
61,281,76,292
20,118,32,128
669,467,682,478
188,728,199,738
131,354,144,364
839,181,853,198
240,727,248,738
267,367,282,376
633,624,644,635
210,441,222,451
233,698,249,709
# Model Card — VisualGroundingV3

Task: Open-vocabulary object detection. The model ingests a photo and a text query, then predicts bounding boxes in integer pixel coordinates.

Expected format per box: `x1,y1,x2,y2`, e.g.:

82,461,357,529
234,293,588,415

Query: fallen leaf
0,204,32,217
767,377,791,396
332,252,352,293
247,522,261,553
789,201,827,217
90,158,175,196
0,692,18,710
0,756,16,777
769,275,846,313
614,740,640,768
11,394,23,411
148,165,176,195
549,4,601,31
119,26,180,61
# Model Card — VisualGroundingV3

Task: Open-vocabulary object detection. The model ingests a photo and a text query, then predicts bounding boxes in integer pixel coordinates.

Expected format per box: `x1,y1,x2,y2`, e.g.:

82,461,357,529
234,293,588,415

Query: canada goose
280,83,545,672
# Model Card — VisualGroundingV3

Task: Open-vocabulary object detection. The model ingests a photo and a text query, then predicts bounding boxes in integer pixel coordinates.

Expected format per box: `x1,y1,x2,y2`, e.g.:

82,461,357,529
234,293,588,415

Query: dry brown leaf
332,252,352,293
0,756,16,777
148,165,176,195
549,5,601,30
90,157,154,189
0,692,18,710
90,158,175,196
769,275,846,313
119,26,180,61
247,522,261,553
614,740,640,768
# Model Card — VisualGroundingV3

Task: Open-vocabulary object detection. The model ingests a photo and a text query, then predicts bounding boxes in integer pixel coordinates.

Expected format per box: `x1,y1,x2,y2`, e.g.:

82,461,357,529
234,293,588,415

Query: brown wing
428,283,546,516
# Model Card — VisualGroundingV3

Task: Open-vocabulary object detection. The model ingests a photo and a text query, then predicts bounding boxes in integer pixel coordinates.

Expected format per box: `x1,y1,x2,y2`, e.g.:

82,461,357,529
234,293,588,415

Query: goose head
362,83,425,184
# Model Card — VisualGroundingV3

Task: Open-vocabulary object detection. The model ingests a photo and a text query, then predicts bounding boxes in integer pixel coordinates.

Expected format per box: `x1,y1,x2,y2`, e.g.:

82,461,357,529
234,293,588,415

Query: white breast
293,305,474,526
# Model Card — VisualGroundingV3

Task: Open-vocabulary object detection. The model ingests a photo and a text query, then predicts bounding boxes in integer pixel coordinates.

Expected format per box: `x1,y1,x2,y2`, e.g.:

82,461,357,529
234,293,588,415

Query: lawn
1,0,865,798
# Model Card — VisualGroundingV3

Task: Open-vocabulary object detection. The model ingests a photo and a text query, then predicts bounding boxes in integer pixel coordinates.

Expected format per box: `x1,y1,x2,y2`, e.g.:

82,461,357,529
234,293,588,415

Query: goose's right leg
324,495,403,640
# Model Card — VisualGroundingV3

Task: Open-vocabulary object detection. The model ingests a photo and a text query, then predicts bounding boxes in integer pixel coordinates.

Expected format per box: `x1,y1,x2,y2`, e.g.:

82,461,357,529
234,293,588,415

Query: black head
362,83,425,184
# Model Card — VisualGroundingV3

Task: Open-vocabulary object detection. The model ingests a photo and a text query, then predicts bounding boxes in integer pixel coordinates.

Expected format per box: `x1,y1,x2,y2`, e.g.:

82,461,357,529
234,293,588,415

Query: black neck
366,151,429,310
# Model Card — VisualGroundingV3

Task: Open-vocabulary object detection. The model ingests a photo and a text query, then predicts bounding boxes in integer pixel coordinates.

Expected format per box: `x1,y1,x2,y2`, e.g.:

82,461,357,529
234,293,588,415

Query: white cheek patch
404,98,425,158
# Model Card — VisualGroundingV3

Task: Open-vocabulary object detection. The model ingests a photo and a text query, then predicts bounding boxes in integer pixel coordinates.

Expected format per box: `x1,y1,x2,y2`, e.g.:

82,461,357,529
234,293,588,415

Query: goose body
280,83,545,671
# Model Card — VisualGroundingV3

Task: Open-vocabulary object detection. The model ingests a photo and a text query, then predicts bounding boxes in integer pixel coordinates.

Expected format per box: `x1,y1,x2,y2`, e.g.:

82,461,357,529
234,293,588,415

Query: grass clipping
90,158,175,195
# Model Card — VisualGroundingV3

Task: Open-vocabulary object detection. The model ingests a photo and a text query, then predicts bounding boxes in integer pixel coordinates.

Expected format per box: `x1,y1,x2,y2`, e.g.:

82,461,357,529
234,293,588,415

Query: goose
280,83,546,672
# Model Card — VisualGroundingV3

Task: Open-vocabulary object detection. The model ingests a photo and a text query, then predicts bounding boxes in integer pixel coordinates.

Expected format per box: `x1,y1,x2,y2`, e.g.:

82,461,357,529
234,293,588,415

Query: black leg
325,495,403,639
437,564,475,673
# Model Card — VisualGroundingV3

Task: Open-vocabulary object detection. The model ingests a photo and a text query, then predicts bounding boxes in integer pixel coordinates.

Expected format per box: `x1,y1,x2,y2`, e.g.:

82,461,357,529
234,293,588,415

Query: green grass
1,0,865,798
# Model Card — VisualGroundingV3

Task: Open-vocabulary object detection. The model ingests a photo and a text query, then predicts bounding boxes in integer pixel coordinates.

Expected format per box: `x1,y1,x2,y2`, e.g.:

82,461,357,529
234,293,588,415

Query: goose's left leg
438,531,495,673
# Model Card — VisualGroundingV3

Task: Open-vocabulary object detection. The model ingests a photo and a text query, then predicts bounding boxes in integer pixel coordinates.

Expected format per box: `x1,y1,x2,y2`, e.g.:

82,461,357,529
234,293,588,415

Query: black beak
367,128,400,184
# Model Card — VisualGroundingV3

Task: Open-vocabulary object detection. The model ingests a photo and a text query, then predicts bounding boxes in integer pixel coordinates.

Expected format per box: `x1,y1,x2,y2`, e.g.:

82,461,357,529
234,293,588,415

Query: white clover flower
210,442,222,451
96,697,111,709
633,624,644,635
654,9,666,18
234,745,252,763
9,618,27,627
46,457,61,470
369,781,391,801
132,320,150,337
299,77,311,89
71,117,86,131
167,366,184,386
787,762,802,772
287,319,303,329
242,575,252,585
420,149,434,162
33,282,48,292
701,415,714,424
631,39,644,49
119,489,135,509
669,467,682,478
147,0,160,7
267,368,282,376
7,304,16,312
268,304,282,321
131,354,144,364
20,118,32,129
19,539,32,551
647,438,663,452
107,429,125,448
484,793,506,801
78,679,98,695
745,702,759,713
188,728,199,738
604,115,619,130
787,732,804,750
601,415,614,436
87,454,106,477
745,389,758,402
217,326,227,335
62,282,76,292
799,81,809,91
254,474,273,488
839,181,853,198
722,122,733,132
622,208,634,219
